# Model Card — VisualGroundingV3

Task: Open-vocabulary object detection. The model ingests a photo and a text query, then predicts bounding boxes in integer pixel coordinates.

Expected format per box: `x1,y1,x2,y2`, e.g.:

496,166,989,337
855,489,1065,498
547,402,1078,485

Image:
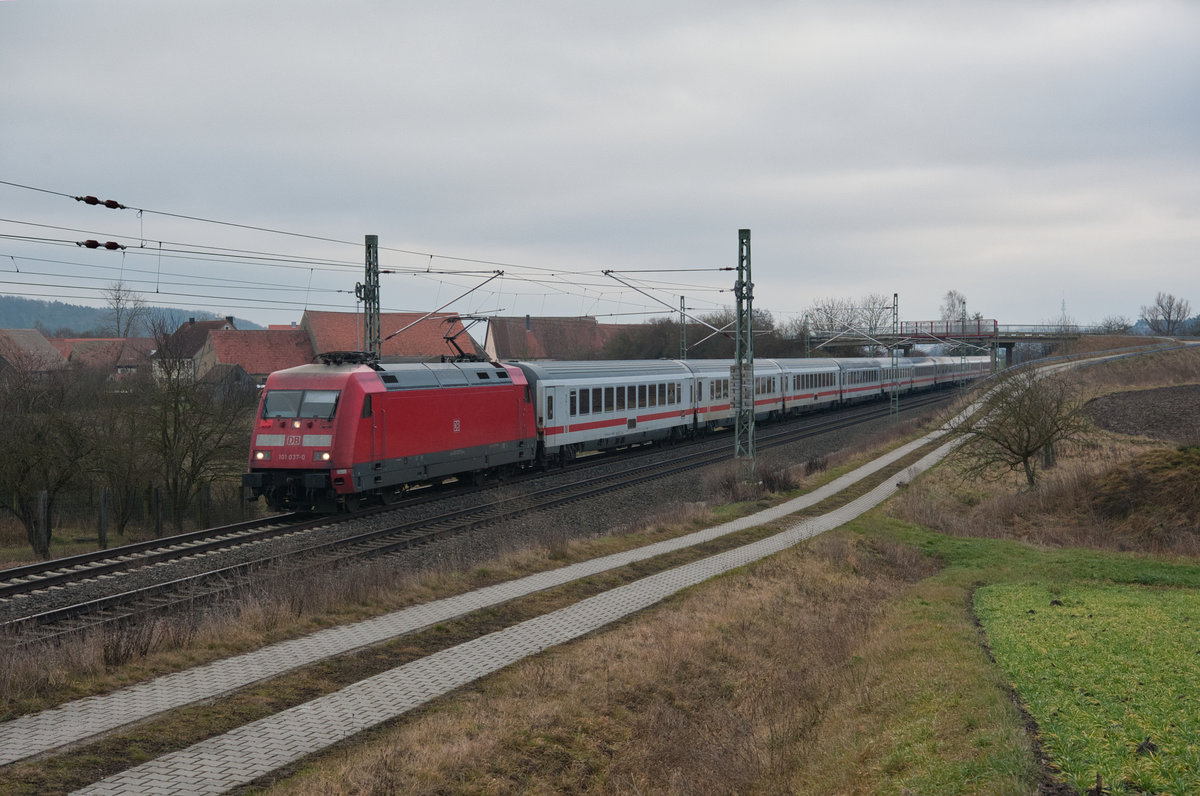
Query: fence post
38,490,49,557
201,482,211,529
98,487,109,549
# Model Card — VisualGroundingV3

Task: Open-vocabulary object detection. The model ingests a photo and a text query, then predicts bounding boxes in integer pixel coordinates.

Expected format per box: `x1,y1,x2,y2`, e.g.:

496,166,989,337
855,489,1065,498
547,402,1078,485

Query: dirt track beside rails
1086,384,1200,445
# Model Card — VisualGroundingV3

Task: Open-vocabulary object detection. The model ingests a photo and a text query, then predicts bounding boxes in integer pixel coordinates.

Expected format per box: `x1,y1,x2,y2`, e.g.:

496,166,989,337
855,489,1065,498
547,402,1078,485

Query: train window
638,384,647,408
570,391,577,416
616,386,625,411
301,390,340,418
547,394,553,420
361,394,372,419
648,384,657,408
668,383,676,404
264,390,303,418
592,388,602,413
580,389,591,415
604,387,615,412
475,371,490,380
263,389,340,420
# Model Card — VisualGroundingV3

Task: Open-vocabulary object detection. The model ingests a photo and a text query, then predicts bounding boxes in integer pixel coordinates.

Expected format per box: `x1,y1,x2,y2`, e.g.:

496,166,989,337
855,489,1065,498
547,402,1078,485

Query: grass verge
976,582,1200,794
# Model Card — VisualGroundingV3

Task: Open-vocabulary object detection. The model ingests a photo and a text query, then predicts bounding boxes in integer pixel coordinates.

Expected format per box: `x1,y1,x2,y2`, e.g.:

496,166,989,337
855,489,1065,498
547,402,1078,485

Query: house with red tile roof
483,316,634,360
0,329,67,378
180,311,484,385
153,317,237,381
195,329,315,384
301,310,485,361
51,337,155,378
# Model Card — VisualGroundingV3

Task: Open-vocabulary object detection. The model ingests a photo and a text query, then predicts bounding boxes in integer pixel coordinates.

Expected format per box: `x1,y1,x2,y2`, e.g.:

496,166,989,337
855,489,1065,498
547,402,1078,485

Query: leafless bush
802,454,828,476
702,461,767,504
755,457,799,493
102,618,160,668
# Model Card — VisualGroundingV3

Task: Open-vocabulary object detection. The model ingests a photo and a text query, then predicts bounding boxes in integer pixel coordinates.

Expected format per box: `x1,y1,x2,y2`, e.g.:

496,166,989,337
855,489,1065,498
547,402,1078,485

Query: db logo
285,435,302,446
452,419,461,433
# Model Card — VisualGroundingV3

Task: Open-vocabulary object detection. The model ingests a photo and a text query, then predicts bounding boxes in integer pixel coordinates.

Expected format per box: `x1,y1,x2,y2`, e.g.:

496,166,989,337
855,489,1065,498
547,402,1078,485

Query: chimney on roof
188,317,195,324
525,314,531,333
225,316,234,324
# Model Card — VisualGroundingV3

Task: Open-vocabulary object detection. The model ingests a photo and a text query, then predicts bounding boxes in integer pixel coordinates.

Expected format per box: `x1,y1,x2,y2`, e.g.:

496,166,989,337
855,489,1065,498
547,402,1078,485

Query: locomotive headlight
315,451,331,462
292,420,302,429
254,450,270,461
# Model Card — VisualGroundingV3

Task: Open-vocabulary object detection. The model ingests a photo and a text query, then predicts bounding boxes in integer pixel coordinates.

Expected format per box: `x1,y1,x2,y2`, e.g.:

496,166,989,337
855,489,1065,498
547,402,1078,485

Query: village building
483,315,634,360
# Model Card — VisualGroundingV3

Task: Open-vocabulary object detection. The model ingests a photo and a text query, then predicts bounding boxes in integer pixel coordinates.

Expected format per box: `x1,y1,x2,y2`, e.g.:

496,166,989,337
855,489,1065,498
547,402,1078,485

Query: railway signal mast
356,234,382,361
733,229,755,460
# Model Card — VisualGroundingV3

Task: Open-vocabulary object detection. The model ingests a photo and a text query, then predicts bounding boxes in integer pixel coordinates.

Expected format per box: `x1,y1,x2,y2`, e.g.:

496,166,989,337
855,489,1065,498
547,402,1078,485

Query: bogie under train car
244,354,990,511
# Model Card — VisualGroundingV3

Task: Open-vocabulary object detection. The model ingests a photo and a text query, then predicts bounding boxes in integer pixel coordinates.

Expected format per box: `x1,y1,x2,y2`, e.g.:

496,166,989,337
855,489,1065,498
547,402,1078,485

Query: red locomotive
243,355,536,511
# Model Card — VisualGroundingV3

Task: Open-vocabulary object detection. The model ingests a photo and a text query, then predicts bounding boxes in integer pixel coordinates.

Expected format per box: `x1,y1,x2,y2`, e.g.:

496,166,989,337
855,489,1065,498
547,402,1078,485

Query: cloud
1,0,1198,326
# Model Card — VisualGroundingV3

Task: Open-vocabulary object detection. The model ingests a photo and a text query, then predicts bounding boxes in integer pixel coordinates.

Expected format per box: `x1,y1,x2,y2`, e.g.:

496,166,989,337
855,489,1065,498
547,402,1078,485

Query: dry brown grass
0,498,735,718
269,533,943,795
892,344,1200,556
1074,343,1200,394
886,434,1190,552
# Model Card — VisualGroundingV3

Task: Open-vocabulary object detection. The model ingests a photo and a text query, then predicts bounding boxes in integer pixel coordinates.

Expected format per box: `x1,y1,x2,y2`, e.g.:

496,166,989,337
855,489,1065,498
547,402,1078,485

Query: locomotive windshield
263,389,340,420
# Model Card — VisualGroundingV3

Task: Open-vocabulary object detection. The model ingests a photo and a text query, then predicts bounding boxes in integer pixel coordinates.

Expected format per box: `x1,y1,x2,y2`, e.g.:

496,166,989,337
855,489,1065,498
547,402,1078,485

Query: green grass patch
975,582,1200,794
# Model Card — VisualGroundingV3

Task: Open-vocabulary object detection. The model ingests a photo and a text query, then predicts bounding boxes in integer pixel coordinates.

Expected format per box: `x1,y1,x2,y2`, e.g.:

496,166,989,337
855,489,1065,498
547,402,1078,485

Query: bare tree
1095,315,1132,335
859,293,893,336
807,296,858,332
858,293,893,354
92,378,158,541
145,318,255,531
940,290,968,322
0,356,102,556
947,370,1092,488
1140,292,1192,336
101,280,150,338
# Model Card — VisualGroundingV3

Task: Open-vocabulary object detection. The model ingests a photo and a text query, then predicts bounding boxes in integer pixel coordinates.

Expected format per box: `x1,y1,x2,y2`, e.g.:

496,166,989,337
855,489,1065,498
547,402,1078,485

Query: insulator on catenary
74,195,127,209
77,239,126,250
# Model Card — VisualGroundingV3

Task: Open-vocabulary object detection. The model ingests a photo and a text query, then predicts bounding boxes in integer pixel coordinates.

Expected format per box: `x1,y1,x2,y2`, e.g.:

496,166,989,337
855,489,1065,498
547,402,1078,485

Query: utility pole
679,295,686,360
889,293,899,421
356,234,381,361
733,229,755,460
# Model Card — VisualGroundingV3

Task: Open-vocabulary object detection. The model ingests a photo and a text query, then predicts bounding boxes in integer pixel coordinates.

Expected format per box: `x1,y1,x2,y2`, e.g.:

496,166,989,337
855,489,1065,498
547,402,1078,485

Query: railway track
0,389,955,645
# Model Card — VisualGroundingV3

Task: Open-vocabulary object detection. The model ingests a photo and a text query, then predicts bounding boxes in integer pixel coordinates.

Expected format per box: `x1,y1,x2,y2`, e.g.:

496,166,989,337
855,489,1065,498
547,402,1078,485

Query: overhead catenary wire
2,179,752,323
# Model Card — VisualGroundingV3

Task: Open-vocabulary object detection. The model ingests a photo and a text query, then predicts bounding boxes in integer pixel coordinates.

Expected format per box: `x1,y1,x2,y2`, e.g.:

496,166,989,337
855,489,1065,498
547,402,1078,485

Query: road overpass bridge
806,320,1098,369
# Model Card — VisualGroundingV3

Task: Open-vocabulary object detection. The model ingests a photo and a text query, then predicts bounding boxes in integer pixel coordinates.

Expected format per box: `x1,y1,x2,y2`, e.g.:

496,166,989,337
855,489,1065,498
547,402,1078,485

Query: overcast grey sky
2,0,1198,330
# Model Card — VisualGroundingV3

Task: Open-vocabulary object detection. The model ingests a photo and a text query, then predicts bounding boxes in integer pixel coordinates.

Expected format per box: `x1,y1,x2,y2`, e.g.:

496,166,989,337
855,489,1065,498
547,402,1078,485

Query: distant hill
0,295,263,336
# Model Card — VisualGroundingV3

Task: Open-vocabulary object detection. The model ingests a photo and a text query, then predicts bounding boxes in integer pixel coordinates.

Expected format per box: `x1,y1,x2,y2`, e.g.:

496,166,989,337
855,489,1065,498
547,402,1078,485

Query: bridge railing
901,319,999,338
996,325,1093,335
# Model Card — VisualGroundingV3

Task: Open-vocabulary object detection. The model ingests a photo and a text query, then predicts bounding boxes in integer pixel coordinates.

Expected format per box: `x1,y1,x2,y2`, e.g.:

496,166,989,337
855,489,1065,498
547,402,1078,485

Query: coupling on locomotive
243,354,989,512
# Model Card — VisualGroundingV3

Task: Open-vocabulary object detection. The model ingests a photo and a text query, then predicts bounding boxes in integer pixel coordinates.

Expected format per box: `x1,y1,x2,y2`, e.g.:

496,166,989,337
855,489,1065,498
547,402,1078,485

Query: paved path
68,434,961,795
